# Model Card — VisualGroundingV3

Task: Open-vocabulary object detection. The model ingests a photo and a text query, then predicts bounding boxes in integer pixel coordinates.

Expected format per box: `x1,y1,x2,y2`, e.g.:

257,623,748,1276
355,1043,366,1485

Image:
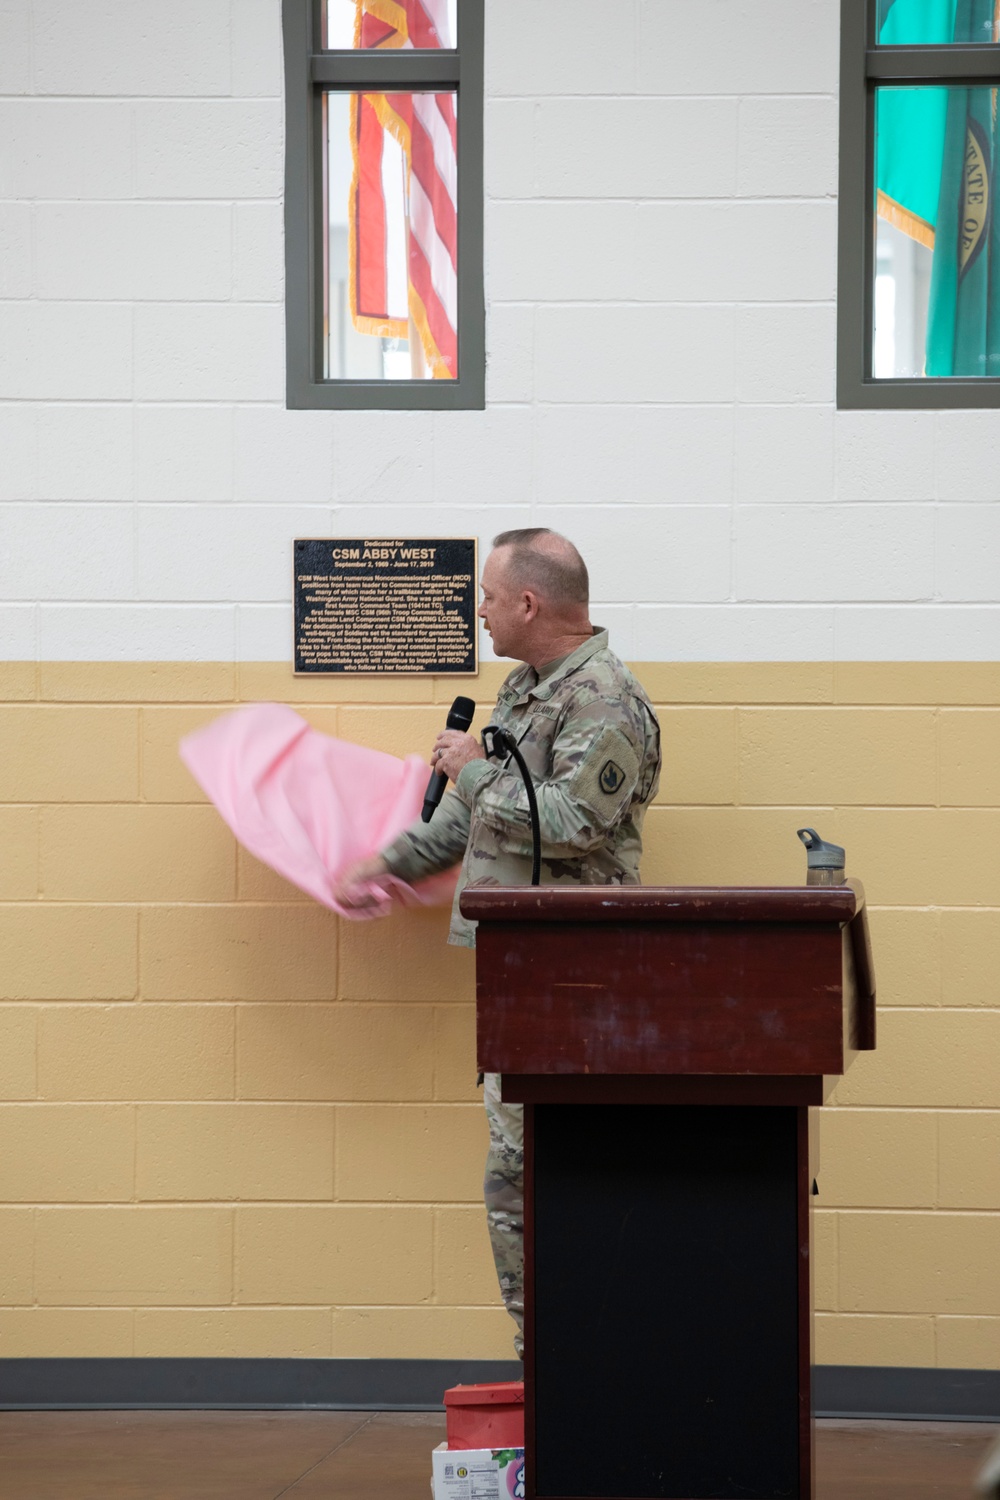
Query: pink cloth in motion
179,702,457,919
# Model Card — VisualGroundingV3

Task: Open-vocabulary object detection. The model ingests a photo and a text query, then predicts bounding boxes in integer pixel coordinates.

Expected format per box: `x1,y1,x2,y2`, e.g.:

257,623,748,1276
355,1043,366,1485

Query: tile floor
0,1409,994,1499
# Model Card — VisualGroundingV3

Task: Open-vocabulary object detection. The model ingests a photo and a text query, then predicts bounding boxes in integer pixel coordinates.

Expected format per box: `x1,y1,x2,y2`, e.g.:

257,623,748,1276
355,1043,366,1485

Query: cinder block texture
141,907,337,1001
936,1317,1000,1369
937,1114,1000,1209
0,1,31,94
35,205,232,301
939,710,1000,805
136,1104,335,1202
866,909,940,1008
0,660,998,1369
817,1111,937,1210
815,1314,935,1368
40,804,236,902
0,505,133,601
737,709,937,806
235,1207,433,1305
0,1210,43,1305
737,97,838,198
838,1213,1000,1315
134,1309,330,1358
338,909,475,1004
0,1105,134,1202
0,1309,133,1357
134,305,284,402
637,0,839,95
831,1011,1000,1109
940,910,1000,1007
0,906,137,1001
36,1207,233,1306
0,203,32,298
0,807,39,899
134,101,282,197
332,1306,512,1360
38,1005,234,1101
0,304,132,401
334,1105,486,1203
37,406,133,503
237,1005,435,1102
33,0,232,96
134,408,235,503
0,1008,36,1100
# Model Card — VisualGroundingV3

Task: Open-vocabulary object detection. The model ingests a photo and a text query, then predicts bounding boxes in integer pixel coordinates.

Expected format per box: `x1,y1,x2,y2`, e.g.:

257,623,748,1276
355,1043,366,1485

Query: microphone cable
482,725,541,887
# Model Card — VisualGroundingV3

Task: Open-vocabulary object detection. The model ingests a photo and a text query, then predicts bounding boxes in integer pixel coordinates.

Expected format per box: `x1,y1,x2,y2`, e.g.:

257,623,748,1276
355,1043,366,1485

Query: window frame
282,0,485,410
838,0,1000,407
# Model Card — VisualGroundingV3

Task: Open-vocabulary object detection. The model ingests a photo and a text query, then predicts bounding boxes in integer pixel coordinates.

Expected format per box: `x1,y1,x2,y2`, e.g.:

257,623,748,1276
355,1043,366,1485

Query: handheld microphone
421,695,476,822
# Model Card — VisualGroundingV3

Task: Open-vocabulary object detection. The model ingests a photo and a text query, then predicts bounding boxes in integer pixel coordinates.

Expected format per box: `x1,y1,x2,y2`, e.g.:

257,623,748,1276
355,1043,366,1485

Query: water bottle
797,828,846,886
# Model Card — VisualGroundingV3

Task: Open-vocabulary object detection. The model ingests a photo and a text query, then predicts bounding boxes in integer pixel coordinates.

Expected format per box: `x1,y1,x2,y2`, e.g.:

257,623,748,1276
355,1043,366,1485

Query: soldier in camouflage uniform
336,529,661,1358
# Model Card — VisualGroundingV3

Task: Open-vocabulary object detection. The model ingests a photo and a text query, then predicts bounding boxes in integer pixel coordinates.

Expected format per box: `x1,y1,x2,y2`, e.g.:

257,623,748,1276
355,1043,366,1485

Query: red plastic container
444,1381,525,1450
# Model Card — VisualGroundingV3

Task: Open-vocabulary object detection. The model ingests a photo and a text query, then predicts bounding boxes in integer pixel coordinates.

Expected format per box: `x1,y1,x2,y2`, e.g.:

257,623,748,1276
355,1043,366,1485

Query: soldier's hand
333,854,391,909
432,730,485,783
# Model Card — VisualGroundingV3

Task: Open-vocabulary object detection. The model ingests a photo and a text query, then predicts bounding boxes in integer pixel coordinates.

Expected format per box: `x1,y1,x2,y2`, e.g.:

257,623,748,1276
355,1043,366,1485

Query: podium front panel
530,1103,804,1500
477,920,849,1078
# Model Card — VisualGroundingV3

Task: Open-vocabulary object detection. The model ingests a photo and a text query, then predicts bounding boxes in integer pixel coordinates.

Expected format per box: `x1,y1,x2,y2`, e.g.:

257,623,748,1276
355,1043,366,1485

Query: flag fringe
348,0,452,373
877,190,935,250
367,90,412,157
363,0,409,44
409,284,453,378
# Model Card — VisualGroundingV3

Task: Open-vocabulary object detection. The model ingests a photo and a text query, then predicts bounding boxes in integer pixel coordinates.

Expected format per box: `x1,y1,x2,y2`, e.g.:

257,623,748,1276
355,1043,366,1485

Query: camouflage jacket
381,629,661,947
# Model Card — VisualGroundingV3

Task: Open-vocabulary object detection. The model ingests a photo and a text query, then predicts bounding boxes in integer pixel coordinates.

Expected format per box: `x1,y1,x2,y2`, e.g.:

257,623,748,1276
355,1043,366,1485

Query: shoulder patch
568,723,641,817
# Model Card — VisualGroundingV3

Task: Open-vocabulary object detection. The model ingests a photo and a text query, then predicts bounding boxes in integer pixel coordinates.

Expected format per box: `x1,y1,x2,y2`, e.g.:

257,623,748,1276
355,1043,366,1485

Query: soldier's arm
380,788,472,881
451,692,647,858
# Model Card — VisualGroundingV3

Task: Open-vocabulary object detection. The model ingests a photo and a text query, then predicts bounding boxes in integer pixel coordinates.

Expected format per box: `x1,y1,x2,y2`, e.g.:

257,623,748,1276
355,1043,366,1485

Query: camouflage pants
483,1072,524,1359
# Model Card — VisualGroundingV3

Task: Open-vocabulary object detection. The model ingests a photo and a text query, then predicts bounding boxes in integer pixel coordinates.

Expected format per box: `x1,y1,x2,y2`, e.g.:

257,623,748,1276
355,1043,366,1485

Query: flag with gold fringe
349,0,458,379
875,0,1000,374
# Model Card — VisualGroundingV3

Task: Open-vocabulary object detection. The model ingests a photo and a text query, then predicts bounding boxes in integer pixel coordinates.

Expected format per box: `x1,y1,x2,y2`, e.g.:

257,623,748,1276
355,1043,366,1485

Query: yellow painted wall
0,658,997,1368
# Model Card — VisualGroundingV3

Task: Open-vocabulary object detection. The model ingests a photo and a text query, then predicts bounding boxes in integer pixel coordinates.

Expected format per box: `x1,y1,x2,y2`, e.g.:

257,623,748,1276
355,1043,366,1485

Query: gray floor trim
0,1359,523,1411
0,1360,994,1420
814,1365,1000,1422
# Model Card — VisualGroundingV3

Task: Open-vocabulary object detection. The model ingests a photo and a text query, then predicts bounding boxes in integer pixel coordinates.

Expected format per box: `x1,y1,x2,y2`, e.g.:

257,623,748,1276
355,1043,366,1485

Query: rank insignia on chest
599,760,625,795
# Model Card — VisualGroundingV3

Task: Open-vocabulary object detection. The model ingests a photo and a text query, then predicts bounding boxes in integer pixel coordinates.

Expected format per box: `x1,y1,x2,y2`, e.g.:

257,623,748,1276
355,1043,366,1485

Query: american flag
349,0,458,379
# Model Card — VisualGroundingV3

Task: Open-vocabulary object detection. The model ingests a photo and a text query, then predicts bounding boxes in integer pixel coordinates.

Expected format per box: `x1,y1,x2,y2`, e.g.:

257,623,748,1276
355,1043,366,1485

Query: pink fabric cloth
179,702,457,919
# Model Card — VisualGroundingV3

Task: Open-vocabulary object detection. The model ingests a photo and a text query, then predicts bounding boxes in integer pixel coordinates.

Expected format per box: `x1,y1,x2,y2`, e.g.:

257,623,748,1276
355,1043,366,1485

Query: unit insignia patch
599,760,625,795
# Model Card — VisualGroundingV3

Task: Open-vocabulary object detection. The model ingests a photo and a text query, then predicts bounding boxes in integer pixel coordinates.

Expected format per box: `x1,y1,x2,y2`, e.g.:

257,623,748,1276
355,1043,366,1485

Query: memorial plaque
294,537,478,675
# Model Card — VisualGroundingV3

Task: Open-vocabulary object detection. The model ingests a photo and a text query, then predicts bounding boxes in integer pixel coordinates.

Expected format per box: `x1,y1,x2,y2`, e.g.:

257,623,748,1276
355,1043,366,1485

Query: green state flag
875,0,1000,375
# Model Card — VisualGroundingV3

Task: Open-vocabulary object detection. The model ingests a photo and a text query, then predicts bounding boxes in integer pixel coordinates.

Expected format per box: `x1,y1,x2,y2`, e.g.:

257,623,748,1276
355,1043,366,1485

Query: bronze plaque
294,537,478,675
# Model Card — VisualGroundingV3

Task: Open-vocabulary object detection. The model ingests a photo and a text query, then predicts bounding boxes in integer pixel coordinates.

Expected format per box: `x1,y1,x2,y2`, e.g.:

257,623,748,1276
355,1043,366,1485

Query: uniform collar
506,627,609,703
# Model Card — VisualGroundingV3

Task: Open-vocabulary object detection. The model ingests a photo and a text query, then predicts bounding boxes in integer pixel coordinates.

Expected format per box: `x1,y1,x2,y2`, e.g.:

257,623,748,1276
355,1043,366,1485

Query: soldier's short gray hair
492,527,589,607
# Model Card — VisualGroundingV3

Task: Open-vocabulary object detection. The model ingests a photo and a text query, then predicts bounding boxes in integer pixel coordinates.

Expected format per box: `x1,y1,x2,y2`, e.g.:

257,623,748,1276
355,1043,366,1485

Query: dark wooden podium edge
461,884,863,925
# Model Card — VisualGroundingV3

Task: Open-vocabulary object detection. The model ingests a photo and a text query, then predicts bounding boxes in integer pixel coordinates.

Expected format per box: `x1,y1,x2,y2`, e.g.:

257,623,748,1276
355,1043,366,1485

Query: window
282,0,484,409
839,0,1000,407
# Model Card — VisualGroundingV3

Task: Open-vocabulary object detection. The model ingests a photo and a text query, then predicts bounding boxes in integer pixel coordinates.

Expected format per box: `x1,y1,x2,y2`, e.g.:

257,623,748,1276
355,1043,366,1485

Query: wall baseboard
813,1365,1000,1422
0,1360,995,1420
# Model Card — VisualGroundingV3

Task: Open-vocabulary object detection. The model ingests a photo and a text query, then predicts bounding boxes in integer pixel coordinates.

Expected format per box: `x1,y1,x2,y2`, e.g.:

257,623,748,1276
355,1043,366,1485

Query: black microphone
421,695,476,822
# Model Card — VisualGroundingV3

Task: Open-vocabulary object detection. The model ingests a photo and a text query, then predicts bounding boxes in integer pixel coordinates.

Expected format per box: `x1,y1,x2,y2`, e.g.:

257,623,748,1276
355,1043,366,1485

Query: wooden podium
461,885,876,1500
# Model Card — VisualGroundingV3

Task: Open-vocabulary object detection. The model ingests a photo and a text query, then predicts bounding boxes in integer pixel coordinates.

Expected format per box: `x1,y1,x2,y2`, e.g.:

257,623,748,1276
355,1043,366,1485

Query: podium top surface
460,882,864,925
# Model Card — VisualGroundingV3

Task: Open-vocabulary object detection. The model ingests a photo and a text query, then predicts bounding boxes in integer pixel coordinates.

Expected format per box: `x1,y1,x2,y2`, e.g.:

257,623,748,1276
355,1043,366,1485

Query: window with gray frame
839,0,1000,407
282,0,484,409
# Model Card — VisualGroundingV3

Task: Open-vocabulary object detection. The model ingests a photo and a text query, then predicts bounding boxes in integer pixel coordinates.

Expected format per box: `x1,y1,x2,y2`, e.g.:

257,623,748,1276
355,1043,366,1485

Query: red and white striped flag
349,0,458,379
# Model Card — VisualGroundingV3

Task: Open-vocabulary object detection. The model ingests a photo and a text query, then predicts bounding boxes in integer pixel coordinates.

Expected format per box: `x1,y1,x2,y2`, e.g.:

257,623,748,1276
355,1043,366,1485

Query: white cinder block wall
0,0,997,663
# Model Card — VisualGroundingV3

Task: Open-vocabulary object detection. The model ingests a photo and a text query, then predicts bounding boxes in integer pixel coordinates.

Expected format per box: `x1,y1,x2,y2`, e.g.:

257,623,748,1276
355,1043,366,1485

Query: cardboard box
431,1442,525,1500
